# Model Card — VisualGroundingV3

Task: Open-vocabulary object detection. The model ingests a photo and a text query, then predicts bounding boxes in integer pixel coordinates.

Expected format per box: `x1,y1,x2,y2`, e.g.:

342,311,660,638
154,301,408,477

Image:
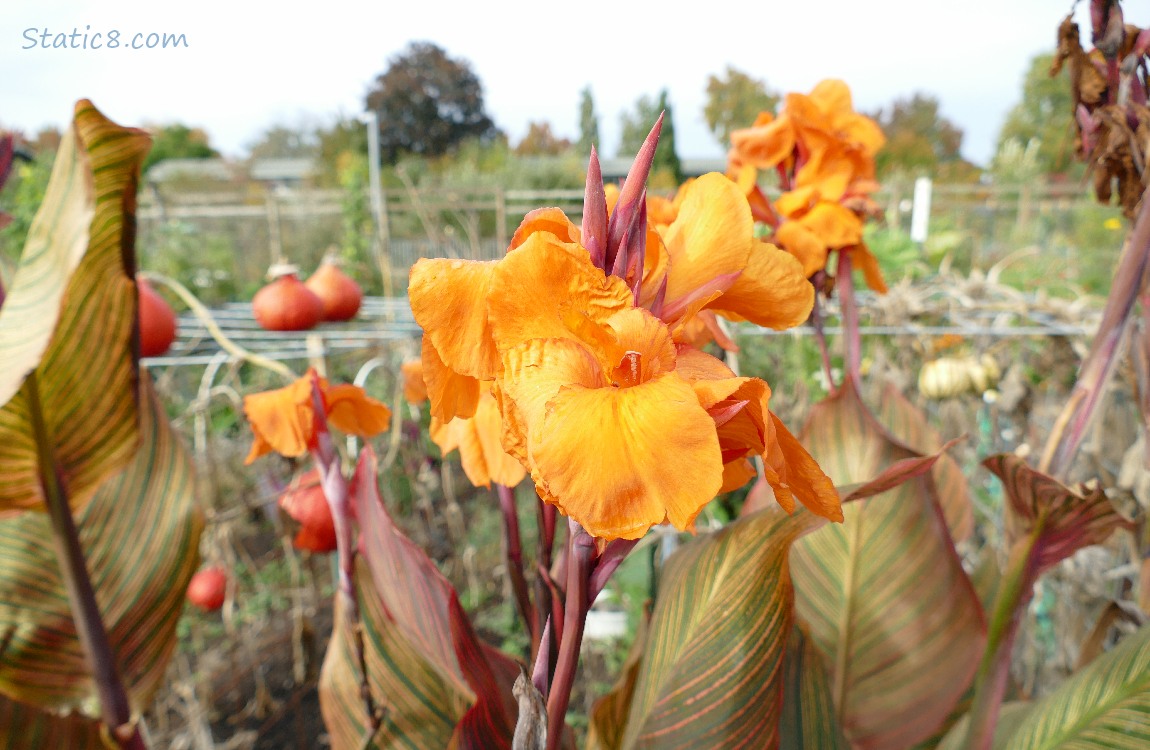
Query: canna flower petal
764,412,843,522
499,309,725,540
850,242,889,294
729,111,795,170
709,240,814,330
488,230,632,351
409,258,501,381
325,384,392,438
431,388,526,489
421,337,480,421
660,173,754,309
531,372,723,540
243,369,391,464
509,207,581,252
243,375,319,463
775,221,829,277
400,358,428,405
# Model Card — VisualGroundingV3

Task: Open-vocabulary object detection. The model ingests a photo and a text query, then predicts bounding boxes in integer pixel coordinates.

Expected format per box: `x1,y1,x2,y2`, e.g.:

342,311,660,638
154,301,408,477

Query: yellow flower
243,368,391,464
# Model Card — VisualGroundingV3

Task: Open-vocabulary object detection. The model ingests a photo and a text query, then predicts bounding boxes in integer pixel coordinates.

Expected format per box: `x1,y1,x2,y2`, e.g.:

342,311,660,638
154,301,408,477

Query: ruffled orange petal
808,79,854,120
660,173,754,308
795,141,853,202
499,337,606,460
409,258,501,381
637,225,669,309
531,372,723,540
850,242,888,294
489,231,632,351
710,240,814,330
730,112,795,170
401,359,427,405
646,195,678,230
422,337,480,421
764,412,842,521
430,390,526,489
801,201,863,248
674,345,737,382
775,221,828,277
243,375,317,464
775,185,820,219
324,384,391,439
509,207,581,252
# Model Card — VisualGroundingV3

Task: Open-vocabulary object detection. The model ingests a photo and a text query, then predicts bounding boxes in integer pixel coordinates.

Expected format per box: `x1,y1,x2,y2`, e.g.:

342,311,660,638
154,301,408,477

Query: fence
136,179,1127,303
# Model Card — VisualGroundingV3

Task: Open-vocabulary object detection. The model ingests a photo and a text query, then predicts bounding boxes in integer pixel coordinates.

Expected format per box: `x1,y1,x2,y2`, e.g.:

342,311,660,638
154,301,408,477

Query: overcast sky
5,0,1091,167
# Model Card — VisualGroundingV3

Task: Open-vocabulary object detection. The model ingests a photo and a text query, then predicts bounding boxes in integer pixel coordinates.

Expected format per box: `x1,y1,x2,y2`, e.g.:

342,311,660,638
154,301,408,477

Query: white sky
4,0,1091,167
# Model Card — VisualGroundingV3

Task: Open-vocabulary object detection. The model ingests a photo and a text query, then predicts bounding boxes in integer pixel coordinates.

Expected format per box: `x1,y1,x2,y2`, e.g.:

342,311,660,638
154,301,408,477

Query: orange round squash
305,257,363,322
252,265,324,331
186,567,227,611
138,278,177,357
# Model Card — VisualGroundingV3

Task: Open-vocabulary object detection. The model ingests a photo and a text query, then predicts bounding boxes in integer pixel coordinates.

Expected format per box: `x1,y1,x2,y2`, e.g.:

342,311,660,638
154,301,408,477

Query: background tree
246,123,319,160
515,121,572,156
619,89,682,185
142,123,218,173
995,52,1078,177
365,41,499,164
871,93,976,181
577,86,600,156
703,66,780,148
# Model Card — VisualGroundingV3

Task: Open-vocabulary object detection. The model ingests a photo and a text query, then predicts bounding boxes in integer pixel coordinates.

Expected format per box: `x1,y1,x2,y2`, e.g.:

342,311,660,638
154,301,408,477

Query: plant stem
535,496,559,676
837,250,862,384
496,484,536,658
809,277,837,392
1038,193,1150,477
961,529,1041,750
545,523,596,750
27,371,146,749
309,379,377,729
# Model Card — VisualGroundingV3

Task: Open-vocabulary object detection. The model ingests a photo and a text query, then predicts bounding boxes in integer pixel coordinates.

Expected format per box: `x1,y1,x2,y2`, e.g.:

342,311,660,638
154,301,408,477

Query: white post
361,111,393,298
910,176,933,244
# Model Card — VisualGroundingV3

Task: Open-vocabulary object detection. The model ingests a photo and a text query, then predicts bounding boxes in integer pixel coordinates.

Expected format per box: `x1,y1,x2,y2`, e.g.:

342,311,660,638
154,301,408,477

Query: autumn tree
365,41,498,164
515,121,572,156
703,66,780,148
246,123,319,159
142,123,217,172
995,52,1078,177
619,89,682,184
871,93,975,180
577,86,600,156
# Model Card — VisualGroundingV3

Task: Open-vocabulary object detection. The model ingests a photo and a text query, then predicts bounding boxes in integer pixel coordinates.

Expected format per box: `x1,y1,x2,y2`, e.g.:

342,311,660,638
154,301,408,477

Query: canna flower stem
308,379,378,730
496,483,536,657
837,250,863,384
810,272,837,392
545,521,596,750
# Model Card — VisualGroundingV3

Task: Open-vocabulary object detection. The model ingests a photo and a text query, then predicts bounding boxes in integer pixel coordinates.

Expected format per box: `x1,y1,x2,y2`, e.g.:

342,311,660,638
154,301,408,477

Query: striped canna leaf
960,453,1133,749
0,100,150,516
615,504,826,749
780,625,850,750
790,379,986,750
994,624,1150,749
586,605,651,750
319,446,519,749
0,695,106,750
873,381,973,542
0,374,202,717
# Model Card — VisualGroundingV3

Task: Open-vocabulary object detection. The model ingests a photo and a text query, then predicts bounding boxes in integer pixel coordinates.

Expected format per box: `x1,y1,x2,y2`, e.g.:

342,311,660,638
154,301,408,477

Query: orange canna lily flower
400,358,427,404
408,121,841,539
243,368,391,464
